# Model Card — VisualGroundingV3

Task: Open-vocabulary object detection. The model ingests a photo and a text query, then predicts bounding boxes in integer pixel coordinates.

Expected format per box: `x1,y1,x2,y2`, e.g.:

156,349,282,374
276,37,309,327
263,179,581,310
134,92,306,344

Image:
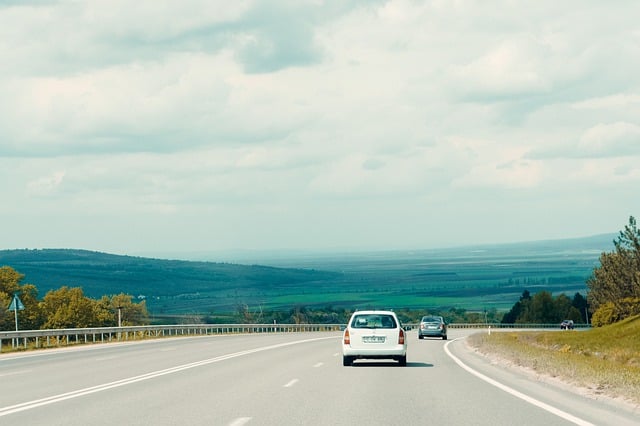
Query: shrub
591,297,640,327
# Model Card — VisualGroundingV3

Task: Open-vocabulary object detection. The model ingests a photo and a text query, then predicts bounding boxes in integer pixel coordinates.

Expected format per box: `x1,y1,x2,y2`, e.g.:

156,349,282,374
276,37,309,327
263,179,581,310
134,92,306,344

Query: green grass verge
468,315,640,405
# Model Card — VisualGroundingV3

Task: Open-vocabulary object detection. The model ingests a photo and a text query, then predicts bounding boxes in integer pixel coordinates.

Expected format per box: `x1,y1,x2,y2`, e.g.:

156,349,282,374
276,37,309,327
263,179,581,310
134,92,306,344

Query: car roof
351,310,397,315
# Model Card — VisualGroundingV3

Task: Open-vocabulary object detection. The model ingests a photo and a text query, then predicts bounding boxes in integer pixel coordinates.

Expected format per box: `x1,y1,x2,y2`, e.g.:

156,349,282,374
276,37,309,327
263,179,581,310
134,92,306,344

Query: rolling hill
0,234,614,315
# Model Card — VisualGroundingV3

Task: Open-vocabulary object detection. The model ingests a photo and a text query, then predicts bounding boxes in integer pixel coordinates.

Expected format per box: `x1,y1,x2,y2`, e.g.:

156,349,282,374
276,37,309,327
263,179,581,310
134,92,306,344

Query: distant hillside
0,235,612,315
137,233,616,266
214,233,615,269
0,249,340,300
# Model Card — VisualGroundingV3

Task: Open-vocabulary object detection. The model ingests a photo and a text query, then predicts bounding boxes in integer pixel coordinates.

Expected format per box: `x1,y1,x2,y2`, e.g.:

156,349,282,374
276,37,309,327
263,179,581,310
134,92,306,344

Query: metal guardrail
0,324,342,352
446,323,591,329
0,322,590,353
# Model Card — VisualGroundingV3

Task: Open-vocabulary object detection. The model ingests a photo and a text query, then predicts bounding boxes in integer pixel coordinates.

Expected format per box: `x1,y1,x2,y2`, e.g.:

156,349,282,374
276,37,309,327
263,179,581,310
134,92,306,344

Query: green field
0,234,611,316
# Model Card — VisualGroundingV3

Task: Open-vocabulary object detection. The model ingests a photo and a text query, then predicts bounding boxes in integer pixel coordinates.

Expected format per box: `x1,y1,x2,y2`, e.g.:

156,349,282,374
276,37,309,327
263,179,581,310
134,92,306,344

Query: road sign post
8,293,25,347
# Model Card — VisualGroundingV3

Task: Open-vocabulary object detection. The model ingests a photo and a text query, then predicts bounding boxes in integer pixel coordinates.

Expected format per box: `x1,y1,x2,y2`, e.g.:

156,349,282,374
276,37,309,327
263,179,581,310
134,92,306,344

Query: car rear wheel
418,334,424,340
343,356,354,366
442,335,447,340
398,356,407,366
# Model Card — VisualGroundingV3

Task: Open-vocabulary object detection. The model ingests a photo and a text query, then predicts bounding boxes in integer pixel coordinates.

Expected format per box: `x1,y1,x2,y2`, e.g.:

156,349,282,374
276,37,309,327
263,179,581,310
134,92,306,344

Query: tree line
1,267,149,331
587,216,640,325
502,216,640,326
500,290,587,325
219,303,503,326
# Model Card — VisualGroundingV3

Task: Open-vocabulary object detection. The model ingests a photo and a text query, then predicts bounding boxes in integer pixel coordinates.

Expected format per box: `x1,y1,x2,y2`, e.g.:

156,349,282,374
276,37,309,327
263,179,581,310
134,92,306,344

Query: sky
1,0,639,257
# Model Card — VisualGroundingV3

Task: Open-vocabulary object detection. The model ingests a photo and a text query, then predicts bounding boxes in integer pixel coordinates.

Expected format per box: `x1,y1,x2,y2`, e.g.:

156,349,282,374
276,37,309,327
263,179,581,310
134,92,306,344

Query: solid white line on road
444,339,595,426
313,362,323,368
0,370,32,378
0,341,142,361
284,379,299,388
0,336,336,417
228,417,252,426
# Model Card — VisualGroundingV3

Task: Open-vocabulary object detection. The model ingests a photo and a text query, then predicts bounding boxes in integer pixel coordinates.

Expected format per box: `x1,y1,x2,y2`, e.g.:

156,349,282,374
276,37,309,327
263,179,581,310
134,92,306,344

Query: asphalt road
0,329,637,426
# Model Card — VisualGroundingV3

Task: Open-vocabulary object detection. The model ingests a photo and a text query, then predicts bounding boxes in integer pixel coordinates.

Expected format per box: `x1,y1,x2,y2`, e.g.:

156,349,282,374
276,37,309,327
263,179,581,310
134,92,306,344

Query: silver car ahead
342,310,407,366
418,315,447,340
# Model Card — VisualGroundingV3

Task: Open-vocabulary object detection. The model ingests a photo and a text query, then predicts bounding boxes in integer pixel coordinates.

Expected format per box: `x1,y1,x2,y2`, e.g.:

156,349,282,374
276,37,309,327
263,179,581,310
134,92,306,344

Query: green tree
0,266,43,331
520,291,555,323
571,292,589,323
1,267,24,331
501,290,531,324
108,293,150,326
553,293,573,322
0,266,22,295
94,296,116,327
587,216,640,325
290,305,308,324
14,283,44,330
502,290,583,324
40,287,97,329
591,298,640,326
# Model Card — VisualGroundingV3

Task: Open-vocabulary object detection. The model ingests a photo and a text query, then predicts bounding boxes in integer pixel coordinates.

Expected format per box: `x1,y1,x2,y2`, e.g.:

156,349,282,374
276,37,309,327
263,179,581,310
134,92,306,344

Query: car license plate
362,336,386,343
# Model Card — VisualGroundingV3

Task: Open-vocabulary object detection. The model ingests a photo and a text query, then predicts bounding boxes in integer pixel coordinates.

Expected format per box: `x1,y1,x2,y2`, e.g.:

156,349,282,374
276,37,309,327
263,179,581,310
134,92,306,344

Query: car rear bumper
418,330,446,337
342,345,406,358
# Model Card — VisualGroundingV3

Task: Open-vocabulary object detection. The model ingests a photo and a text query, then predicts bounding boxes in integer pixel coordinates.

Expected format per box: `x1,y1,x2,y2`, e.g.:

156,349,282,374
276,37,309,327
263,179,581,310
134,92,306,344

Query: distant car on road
418,315,448,340
342,310,407,366
560,320,574,330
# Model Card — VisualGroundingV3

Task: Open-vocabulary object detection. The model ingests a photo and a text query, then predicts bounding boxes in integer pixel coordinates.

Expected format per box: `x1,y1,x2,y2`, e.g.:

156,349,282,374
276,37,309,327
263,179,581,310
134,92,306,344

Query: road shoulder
447,334,640,426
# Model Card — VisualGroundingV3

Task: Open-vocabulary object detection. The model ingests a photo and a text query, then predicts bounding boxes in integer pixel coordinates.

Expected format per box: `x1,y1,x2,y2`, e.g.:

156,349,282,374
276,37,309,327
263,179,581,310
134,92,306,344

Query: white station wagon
342,310,407,366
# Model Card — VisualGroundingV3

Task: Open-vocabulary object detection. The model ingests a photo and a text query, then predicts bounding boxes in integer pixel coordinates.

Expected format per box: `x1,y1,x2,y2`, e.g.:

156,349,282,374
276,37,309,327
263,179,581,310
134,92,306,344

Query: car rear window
422,317,440,322
351,314,397,329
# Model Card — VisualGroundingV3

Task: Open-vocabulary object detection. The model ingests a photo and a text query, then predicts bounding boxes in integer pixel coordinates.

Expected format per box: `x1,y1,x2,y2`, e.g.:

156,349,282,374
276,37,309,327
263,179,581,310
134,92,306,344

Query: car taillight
343,329,350,345
398,329,405,344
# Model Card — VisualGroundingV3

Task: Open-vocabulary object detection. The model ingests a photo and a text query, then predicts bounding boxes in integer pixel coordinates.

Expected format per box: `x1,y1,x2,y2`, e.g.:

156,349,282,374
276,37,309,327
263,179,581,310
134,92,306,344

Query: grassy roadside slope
468,315,640,405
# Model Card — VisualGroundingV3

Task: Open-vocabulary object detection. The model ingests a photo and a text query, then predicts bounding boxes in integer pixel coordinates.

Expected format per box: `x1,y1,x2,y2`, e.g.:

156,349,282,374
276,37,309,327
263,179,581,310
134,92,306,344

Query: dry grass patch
468,315,640,405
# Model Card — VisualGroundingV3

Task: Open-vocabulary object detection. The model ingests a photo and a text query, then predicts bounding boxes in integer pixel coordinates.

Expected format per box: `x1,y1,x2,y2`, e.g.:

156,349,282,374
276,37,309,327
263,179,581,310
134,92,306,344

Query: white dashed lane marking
94,356,119,361
228,417,252,426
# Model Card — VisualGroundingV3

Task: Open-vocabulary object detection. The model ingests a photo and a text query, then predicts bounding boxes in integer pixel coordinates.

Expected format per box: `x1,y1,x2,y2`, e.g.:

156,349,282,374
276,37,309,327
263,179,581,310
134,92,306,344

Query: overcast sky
1,0,639,257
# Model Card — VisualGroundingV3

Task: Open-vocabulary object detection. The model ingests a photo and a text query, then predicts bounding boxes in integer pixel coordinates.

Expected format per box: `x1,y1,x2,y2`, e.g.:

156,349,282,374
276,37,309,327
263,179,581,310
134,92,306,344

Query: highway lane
0,329,637,425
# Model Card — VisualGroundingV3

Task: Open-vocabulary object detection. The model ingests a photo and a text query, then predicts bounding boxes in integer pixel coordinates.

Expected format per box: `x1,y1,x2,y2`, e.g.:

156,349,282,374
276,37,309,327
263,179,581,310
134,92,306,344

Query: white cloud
26,171,65,197
448,137,541,189
450,37,552,99
2,0,640,253
572,94,640,110
578,122,640,157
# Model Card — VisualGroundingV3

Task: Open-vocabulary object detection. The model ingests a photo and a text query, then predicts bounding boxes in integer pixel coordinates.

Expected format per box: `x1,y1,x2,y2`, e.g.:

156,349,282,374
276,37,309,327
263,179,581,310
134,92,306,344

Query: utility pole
585,306,589,325
117,306,123,327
